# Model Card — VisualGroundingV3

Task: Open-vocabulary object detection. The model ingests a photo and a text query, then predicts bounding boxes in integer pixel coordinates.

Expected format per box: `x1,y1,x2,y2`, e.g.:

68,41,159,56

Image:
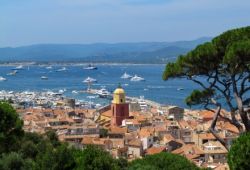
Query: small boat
83,64,97,70
12,65,24,70
83,77,97,83
130,75,145,82
7,70,18,76
41,76,48,80
0,76,7,81
56,67,67,72
46,66,53,69
121,72,132,79
177,88,184,91
72,90,78,94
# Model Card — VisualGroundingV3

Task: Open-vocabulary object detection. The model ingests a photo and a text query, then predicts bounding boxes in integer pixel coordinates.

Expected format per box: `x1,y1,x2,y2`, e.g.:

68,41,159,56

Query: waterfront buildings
14,86,238,169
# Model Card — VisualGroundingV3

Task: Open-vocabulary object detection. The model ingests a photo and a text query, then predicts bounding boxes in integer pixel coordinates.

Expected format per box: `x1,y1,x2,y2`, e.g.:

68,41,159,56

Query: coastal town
3,85,240,170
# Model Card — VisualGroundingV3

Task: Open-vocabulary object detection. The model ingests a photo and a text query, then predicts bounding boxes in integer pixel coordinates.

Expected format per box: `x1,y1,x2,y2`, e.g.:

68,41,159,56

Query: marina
0,64,201,108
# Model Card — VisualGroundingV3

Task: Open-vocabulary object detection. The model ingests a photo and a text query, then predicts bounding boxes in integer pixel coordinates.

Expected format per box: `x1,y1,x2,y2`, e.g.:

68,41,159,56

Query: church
96,84,130,127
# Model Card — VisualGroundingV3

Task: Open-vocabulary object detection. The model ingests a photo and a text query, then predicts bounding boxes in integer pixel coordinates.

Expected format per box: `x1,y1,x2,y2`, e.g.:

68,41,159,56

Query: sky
1,0,250,47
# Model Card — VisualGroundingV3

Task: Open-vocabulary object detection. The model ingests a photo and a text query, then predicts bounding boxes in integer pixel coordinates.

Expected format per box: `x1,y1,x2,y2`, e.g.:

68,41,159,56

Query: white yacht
83,77,97,83
72,90,78,94
130,75,145,82
96,87,111,98
177,87,184,91
56,67,67,72
12,65,24,70
41,76,48,80
83,64,97,70
46,66,53,69
121,72,132,79
7,70,18,76
0,76,7,81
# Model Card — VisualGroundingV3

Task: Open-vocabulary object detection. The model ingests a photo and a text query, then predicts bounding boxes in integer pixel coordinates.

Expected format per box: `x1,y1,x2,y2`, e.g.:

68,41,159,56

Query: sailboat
83,77,97,83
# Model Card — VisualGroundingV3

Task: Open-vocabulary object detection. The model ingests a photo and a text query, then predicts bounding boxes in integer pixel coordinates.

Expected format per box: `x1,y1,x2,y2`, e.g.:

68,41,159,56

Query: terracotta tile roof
178,120,191,129
101,109,112,118
128,139,142,147
81,136,112,146
154,125,167,132
129,111,140,117
163,134,175,143
146,146,166,155
138,128,154,138
109,126,127,134
198,133,216,140
217,121,240,134
172,144,204,156
199,110,214,120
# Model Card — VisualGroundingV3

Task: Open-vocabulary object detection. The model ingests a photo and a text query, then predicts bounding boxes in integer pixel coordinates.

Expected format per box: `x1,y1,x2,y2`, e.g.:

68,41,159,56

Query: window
121,99,123,103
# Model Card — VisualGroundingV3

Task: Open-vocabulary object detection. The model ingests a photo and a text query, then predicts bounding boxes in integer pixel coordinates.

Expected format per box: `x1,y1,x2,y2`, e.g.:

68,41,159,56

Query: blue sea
0,64,200,108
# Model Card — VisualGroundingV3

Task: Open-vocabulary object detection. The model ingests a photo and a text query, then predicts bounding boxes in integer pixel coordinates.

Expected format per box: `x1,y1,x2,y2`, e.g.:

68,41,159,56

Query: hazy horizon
1,0,250,47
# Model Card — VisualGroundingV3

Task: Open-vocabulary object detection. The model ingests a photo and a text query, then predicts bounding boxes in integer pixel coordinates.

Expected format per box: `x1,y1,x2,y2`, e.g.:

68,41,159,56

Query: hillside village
15,85,240,170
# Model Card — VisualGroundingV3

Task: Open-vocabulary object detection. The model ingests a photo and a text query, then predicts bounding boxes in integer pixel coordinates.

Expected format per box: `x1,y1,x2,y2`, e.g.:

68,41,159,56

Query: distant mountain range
0,37,212,64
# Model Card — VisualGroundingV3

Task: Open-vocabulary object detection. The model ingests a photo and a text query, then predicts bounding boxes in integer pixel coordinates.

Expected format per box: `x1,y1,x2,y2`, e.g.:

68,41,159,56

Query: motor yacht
0,76,7,81
41,76,48,80
96,87,111,98
130,75,145,82
56,67,67,72
7,70,18,76
83,64,97,70
12,65,24,70
46,66,53,69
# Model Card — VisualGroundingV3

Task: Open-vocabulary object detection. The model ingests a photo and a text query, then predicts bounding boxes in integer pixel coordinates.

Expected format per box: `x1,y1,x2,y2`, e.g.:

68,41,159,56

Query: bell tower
111,84,129,126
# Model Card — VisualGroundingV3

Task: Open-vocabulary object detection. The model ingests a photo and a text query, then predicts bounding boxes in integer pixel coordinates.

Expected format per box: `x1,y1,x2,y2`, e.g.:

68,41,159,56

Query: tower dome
112,84,126,104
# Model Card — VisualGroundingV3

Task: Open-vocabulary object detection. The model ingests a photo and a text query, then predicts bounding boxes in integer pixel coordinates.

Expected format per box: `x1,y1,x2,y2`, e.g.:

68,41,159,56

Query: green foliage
0,152,34,170
0,101,24,153
163,26,250,112
185,89,214,107
227,132,250,170
73,145,122,170
100,128,108,138
128,152,200,170
44,130,61,147
224,40,250,73
35,144,75,170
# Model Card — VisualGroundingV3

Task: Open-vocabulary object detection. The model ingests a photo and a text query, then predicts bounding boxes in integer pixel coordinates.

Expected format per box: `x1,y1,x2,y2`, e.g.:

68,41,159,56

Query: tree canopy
227,132,250,170
163,26,250,133
128,152,200,170
0,101,24,153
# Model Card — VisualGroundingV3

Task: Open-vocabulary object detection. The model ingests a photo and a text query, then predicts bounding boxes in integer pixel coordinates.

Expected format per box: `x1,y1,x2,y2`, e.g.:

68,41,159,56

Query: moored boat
130,75,145,82
83,64,97,70
0,76,7,81
121,72,132,79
